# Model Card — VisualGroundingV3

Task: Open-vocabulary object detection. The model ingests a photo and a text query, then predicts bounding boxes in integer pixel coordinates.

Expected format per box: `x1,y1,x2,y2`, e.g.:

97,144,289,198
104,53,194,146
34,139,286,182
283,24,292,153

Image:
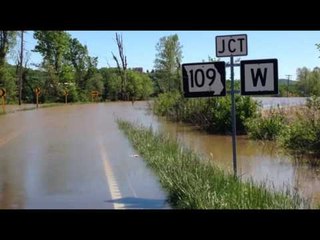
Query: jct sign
216,34,247,57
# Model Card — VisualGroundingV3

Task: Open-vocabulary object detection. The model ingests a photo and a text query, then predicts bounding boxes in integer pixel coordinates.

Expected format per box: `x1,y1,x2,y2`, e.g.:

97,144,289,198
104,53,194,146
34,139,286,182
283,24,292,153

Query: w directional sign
182,62,226,98
240,59,278,95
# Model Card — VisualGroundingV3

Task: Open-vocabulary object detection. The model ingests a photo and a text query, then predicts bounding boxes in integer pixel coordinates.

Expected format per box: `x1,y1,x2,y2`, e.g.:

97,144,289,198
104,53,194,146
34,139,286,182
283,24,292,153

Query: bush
153,92,259,134
245,107,286,140
279,96,320,155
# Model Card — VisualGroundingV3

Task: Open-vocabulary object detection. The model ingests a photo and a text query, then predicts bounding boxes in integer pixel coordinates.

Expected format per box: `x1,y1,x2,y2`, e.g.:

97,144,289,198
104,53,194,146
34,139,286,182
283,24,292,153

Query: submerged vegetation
117,120,308,209
153,91,259,134
244,96,320,164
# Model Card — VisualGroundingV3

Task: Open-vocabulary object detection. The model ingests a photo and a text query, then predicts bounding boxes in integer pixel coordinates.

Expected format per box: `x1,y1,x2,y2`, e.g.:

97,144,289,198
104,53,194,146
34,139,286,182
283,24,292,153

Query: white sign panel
182,62,226,98
216,34,247,57
240,59,278,95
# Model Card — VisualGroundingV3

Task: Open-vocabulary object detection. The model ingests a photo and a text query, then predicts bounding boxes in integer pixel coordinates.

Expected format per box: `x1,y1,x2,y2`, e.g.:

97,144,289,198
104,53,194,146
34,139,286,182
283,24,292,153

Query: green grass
117,119,309,209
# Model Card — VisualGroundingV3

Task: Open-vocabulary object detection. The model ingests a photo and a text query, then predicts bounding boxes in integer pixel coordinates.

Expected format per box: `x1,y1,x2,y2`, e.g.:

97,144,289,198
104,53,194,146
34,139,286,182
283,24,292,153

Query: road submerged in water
0,102,170,209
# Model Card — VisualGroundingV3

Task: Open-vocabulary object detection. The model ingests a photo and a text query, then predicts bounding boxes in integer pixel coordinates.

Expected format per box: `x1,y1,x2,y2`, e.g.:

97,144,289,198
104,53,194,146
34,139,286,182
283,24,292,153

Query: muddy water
1,101,320,208
0,103,169,209
125,101,320,207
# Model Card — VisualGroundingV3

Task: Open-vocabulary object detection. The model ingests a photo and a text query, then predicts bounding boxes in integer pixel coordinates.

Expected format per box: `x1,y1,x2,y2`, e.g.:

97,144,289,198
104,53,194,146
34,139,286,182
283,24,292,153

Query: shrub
245,107,287,140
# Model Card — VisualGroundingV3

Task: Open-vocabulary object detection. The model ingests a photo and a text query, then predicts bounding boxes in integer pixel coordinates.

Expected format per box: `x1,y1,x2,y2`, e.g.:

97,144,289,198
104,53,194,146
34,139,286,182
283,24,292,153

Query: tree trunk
19,31,24,105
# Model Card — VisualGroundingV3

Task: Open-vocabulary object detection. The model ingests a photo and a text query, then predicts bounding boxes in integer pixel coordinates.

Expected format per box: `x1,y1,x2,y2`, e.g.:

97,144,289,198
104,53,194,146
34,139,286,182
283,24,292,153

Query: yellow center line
98,140,126,209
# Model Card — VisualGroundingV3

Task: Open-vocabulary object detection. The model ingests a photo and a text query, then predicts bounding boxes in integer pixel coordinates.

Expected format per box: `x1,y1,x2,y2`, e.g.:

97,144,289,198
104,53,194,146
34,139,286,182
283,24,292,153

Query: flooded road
0,103,169,209
1,100,320,208
254,97,307,108
119,101,320,207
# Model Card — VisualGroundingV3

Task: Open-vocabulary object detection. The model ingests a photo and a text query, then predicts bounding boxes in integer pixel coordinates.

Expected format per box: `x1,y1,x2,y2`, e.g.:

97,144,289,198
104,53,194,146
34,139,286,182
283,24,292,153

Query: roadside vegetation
244,96,320,165
153,91,259,134
0,31,153,106
117,119,309,209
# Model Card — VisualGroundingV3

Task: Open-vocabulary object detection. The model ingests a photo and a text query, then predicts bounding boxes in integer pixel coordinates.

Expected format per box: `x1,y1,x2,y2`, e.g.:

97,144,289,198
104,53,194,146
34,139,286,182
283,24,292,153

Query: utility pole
286,74,291,97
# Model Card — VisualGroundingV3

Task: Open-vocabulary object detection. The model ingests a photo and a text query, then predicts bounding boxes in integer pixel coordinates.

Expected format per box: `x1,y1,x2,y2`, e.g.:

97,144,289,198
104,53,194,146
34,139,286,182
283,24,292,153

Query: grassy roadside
117,119,309,209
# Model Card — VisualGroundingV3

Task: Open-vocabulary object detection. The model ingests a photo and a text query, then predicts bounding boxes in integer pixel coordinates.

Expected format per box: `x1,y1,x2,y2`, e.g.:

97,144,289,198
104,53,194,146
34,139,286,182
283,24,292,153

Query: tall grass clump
279,96,320,156
245,107,287,140
117,119,308,209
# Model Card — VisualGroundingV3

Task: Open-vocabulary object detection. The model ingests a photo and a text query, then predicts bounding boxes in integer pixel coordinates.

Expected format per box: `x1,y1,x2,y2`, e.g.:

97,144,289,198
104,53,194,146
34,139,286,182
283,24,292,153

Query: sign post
0,88,6,113
182,34,277,178
35,87,41,108
91,91,99,102
216,34,247,177
64,90,69,104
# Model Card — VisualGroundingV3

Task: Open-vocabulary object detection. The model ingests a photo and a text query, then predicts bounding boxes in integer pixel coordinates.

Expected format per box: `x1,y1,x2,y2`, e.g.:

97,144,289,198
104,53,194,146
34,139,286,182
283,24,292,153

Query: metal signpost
0,88,6,113
182,34,278,178
216,34,247,177
35,87,41,108
91,91,99,102
64,90,69,104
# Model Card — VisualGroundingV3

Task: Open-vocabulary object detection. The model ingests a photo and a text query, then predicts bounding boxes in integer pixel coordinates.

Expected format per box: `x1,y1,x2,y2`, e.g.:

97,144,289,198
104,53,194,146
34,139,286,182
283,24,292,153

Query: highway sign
182,62,226,98
216,34,247,57
0,88,6,97
35,87,41,95
240,59,278,95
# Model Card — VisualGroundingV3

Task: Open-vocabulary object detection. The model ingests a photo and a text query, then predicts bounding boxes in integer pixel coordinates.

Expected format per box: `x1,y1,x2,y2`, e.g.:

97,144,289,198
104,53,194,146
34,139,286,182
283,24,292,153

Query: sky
15,31,320,81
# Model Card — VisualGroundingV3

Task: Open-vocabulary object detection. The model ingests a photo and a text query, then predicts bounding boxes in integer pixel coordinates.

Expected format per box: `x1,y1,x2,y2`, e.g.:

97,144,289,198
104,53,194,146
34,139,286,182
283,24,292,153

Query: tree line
1,31,320,105
0,31,157,104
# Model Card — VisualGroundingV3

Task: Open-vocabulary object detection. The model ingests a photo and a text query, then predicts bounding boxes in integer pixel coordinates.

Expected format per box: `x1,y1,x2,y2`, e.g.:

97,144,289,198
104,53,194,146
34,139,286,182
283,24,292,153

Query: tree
33,31,71,75
296,67,320,96
0,31,17,67
66,38,90,90
0,31,17,102
111,33,128,100
18,31,24,105
154,34,182,92
126,70,153,101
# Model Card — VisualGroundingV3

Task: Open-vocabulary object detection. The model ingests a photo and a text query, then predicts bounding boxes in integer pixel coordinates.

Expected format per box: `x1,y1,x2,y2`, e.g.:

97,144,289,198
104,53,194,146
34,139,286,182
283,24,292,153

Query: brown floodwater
0,102,169,209
1,100,320,208
125,101,320,207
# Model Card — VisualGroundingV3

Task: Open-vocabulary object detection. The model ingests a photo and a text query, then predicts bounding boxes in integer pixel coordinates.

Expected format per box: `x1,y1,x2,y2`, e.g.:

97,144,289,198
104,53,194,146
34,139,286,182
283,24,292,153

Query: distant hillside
279,78,297,85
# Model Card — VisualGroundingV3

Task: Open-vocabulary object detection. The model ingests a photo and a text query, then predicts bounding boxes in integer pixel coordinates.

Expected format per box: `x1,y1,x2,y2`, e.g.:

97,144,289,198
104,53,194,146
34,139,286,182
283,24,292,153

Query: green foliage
296,67,320,96
154,34,183,92
153,90,183,116
0,31,17,67
0,66,17,103
117,120,308,209
153,92,259,134
33,31,71,74
126,70,153,100
279,96,320,155
245,108,287,140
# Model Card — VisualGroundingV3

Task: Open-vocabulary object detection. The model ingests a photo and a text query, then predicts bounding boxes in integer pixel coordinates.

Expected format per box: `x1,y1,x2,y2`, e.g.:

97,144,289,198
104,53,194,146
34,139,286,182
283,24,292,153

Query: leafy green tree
100,67,121,101
0,31,17,101
126,70,153,100
0,31,17,67
154,34,182,92
33,31,71,74
296,67,320,96
66,38,90,90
